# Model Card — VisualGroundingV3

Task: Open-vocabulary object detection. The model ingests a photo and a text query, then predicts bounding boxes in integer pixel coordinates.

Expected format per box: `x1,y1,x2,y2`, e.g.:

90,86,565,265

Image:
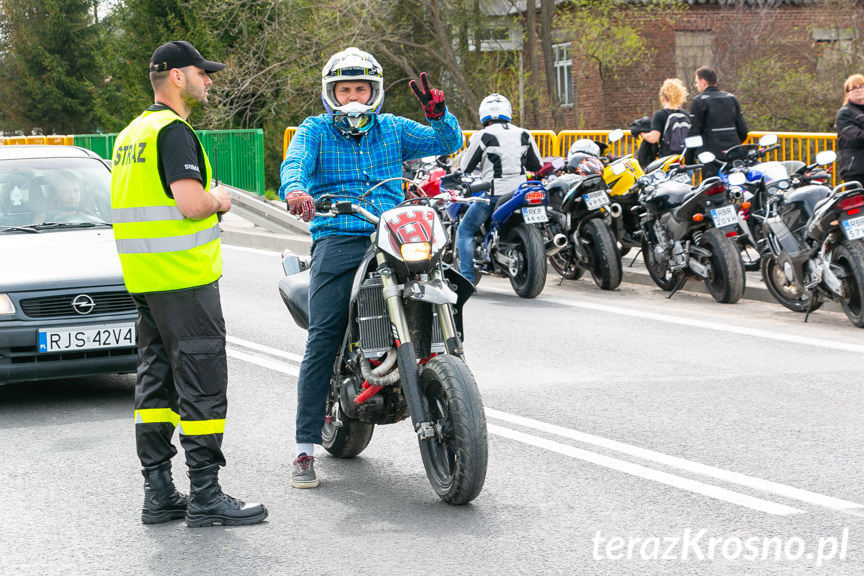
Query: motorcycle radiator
356,277,444,359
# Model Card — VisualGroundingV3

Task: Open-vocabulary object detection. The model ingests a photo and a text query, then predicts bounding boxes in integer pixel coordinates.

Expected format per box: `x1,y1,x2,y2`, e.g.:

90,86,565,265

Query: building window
675,31,713,83
553,42,573,106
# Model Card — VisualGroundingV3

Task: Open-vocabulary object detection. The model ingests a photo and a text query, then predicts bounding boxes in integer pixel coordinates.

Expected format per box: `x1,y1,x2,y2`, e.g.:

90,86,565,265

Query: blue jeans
295,235,370,444
456,195,497,283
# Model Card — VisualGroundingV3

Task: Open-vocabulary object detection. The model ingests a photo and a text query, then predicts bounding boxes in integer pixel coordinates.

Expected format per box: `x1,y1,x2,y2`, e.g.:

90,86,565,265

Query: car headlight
400,243,432,261
0,294,15,315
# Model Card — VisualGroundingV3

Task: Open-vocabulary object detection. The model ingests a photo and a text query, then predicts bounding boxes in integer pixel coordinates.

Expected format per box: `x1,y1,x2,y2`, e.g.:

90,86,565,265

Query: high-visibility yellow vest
110,109,221,293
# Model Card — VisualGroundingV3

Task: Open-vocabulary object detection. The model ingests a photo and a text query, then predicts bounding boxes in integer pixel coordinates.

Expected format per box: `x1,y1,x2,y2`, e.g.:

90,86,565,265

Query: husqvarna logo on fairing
385,208,435,252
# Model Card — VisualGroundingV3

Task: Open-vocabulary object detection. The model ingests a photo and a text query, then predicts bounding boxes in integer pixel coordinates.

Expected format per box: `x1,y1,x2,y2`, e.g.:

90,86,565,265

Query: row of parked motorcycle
403,130,864,328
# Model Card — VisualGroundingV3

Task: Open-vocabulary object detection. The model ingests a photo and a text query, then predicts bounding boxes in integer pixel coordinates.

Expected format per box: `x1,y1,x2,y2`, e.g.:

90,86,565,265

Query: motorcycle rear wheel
642,237,684,291
321,402,375,458
700,228,745,304
760,255,822,313
833,241,864,327
506,224,547,298
582,219,622,290
417,355,488,505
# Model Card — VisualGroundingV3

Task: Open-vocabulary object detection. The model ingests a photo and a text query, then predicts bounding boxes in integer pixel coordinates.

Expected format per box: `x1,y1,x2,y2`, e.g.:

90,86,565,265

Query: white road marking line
227,335,304,363
488,424,805,516
221,244,281,256
228,340,849,516
481,285,864,354
486,408,864,512
226,347,299,376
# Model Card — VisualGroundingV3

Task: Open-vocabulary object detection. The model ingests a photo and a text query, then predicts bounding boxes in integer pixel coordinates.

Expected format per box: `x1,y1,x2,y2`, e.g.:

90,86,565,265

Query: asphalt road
2,243,864,576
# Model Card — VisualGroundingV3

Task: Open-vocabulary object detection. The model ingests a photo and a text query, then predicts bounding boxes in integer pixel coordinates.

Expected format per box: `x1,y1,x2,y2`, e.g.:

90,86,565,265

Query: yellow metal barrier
530,130,558,157
282,127,297,160
5,136,26,145
1,135,75,147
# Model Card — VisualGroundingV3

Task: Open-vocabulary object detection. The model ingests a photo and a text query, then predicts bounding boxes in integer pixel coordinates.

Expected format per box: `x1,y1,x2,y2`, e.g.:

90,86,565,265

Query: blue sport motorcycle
440,176,549,298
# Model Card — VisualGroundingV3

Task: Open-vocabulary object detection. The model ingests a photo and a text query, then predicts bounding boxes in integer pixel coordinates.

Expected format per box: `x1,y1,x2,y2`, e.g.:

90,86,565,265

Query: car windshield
0,157,112,229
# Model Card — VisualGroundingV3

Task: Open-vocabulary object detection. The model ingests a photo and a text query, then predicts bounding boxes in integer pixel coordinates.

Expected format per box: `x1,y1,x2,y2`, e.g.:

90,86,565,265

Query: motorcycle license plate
710,205,737,228
522,206,548,224
842,214,864,240
583,190,610,211
38,323,136,353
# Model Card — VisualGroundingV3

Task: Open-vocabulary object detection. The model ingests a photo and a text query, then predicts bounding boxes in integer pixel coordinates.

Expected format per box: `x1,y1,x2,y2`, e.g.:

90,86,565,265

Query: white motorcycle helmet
567,138,601,161
321,47,385,136
478,93,512,125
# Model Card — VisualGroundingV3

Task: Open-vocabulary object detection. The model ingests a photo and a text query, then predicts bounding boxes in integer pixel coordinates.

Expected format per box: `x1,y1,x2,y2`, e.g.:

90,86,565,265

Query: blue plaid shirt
279,111,463,241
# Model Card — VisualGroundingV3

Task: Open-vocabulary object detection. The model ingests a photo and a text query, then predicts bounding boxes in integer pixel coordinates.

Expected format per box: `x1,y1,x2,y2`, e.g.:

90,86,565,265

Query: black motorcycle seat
786,185,831,218
278,270,310,330
646,180,692,209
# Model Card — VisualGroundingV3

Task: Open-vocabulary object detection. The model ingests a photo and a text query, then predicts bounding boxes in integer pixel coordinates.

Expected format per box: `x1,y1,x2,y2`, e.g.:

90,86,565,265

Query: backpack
661,110,691,155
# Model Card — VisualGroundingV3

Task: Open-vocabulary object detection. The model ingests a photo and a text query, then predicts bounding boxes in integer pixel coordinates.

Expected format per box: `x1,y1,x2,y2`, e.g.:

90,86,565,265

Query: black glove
409,72,446,120
630,116,651,136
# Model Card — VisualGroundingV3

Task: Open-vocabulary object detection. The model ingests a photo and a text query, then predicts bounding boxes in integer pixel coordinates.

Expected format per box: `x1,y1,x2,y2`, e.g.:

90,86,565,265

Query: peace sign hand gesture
409,72,446,121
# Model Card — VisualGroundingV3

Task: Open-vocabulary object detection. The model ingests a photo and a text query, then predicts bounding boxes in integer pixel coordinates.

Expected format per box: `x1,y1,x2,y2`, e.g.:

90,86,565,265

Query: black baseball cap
149,41,225,73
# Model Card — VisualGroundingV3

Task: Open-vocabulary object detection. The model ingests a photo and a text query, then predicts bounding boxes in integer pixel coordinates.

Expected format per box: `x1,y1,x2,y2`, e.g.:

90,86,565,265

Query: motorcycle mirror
608,128,624,143
728,172,747,186
610,161,627,176
697,151,716,164
684,135,703,149
759,134,778,147
815,150,837,166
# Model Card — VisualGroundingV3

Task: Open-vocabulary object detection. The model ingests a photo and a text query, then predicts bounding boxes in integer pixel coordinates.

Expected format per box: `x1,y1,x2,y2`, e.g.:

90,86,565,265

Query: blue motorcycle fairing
490,181,546,227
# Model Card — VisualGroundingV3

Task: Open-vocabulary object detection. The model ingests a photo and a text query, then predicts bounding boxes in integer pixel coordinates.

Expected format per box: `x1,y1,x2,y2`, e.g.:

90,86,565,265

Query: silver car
0,145,137,384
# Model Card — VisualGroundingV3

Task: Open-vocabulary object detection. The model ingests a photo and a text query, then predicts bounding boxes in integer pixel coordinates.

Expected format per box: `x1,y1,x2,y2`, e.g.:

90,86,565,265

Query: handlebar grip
467,180,493,194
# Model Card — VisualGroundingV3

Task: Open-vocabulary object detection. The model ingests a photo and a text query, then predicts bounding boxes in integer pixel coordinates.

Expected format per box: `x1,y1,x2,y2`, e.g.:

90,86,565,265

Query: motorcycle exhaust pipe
546,233,568,256
728,188,743,202
608,202,623,219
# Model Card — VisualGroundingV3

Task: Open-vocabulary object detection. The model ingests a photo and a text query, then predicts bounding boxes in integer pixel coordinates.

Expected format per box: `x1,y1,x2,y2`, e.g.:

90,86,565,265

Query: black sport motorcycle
635,153,746,304
754,156,864,327
278,183,488,504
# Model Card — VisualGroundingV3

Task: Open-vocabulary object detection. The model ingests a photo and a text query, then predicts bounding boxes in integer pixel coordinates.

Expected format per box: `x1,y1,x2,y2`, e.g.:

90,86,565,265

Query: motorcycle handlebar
465,180,493,194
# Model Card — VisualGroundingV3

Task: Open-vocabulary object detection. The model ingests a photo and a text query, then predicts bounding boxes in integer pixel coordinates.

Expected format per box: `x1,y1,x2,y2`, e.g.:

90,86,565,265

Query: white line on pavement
227,341,820,516
227,335,304,363
486,408,864,512
480,285,864,354
221,244,281,256
488,424,805,516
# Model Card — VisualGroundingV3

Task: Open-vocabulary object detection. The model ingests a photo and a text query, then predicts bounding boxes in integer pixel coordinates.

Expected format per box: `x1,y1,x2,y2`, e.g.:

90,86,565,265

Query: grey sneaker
291,454,319,488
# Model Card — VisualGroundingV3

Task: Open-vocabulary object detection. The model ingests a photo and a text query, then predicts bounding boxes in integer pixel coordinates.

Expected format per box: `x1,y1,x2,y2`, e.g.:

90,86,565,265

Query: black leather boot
141,461,188,524
186,464,268,527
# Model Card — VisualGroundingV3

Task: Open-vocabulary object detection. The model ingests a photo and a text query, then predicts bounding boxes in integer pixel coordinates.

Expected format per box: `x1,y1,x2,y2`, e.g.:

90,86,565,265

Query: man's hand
211,185,232,214
285,190,315,222
409,72,446,120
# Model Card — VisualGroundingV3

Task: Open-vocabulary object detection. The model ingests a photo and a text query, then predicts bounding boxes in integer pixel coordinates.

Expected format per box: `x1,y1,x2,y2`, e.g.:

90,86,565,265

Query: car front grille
19,292,136,319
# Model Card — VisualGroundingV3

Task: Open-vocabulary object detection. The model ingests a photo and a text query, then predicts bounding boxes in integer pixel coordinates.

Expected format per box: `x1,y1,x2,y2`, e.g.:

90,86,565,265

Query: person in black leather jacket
688,66,748,177
835,74,864,184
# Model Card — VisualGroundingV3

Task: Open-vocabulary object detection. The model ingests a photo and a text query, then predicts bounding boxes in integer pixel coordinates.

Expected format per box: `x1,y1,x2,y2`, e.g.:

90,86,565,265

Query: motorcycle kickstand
667,274,687,299
803,290,816,323
629,248,642,268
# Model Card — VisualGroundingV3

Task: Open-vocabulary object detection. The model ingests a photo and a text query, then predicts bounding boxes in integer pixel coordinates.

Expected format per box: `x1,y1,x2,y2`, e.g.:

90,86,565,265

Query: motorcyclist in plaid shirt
279,47,463,489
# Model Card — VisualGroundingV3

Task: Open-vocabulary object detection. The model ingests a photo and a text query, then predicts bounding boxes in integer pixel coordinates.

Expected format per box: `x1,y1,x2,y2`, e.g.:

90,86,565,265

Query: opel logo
72,294,96,315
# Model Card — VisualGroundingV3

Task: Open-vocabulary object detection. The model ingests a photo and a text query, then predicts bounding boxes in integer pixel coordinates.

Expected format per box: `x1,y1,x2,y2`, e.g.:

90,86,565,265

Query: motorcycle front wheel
834,241,864,327
642,237,684,291
760,255,822,313
417,355,488,505
582,219,623,290
700,228,745,304
506,224,547,298
321,400,375,458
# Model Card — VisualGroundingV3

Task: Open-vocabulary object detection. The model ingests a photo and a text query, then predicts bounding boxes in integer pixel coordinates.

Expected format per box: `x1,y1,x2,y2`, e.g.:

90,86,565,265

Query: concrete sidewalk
219,210,788,306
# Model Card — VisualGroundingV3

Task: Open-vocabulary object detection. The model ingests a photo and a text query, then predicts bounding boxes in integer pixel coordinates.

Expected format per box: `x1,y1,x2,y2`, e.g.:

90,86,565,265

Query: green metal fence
71,129,266,195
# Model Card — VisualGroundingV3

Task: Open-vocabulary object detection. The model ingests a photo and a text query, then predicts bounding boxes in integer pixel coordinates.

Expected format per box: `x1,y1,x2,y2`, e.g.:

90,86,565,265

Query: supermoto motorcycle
754,155,864,327
633,144,746,304
278,182,488,504
544,158,623,290
440,175,549,298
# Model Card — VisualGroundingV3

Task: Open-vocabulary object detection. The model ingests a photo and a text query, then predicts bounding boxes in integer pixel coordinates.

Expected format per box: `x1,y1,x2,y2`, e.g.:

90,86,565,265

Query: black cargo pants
131,281,228,469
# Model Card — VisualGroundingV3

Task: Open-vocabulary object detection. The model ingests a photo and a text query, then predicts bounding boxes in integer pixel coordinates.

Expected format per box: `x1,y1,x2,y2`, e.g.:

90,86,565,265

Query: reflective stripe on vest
112,205,186,223
135,408,181,427
116,223,221,254
111,109,221,293
178,419,226,436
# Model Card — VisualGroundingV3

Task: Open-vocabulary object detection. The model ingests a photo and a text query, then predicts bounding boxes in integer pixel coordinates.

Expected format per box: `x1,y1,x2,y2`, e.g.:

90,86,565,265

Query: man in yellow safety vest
111,40,267,528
